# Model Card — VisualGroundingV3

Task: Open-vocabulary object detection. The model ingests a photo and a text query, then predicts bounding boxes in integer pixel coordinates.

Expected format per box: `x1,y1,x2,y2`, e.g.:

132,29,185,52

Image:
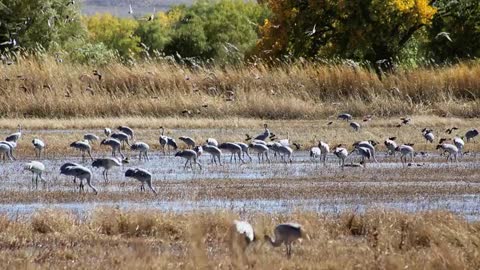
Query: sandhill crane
0,142,14,161
179,136,196,149
318,141,330,164
267,142,282,160
100,138,125,159
83,133,100,144
436,143,459,162
32,138,45,158
5,125,22,142
24,161,45,189
206,138,218,147
465,128,479,143
309,147,321,161
276,145,293,163
92,158,122,182
202,144,222,165
395,144,415,166
350,146,371,167
384,137,397,156
159,127,178,154
218,143,245,164
194,145,203,157
333,145,348,167
130,142,150,161
60,163,97,194
60,162,81,183
350,122,361,132
273,132,290,147
70,141,93,161
0,141,17,160
353,141,377,162
254,124,270,141
231,220,255,251
338,113,352,121
104,128,112,137
235,142,253,162
111,132,130,148
453,137,465,155
249,142,270,163
175,150,202,170
125,168,157,194
422,128,435,143
118,126,134,140
264,223,309,258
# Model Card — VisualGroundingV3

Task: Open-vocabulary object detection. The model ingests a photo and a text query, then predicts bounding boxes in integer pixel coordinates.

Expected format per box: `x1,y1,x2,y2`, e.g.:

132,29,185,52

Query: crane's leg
196,159,202,170
266,152,270,163
184,159,189,170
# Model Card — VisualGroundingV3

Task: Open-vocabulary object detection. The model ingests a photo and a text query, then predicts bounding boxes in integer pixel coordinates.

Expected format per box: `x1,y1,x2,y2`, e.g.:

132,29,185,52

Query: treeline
0,0,479,68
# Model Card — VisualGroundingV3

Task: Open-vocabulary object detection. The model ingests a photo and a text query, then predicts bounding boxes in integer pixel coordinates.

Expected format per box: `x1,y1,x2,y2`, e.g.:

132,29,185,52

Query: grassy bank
1,59,480,119
0,209,479,269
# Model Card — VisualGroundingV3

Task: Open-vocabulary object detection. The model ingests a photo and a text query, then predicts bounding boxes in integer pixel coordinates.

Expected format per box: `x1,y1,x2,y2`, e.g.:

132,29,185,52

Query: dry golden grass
1,58,480,119
0,209,479,269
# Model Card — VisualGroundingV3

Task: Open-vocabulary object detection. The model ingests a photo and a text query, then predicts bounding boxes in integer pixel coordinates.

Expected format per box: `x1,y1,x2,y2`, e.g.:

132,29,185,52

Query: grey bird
264,223,310,258
125,168,157,194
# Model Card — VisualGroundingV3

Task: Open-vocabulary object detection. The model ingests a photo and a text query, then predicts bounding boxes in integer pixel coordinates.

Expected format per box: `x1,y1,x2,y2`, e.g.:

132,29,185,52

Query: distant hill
81,0,193,16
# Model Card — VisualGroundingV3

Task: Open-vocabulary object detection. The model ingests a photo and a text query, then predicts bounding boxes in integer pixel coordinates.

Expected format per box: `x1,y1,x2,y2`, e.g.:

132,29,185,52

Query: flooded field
1,127,479,220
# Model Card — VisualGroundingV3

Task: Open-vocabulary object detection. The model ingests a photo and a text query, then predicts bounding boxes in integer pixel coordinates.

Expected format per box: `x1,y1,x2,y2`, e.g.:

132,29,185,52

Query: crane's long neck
265,235,282,247
161,127,164,136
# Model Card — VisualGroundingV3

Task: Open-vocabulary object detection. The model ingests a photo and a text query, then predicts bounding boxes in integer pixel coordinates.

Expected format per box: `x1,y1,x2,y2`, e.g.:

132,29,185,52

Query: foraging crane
384,137,397,156
276,145,293,163
352,141,378,162
206,138,218,147
338,113,352,121
59,163,97,194
83,133,100,144
232,220,255,250
202,144,222,165
0,141,17,160
159,127,178,154
60,162,81,183
318,141,330,165
267,142,282,160
104,128,112,137
5,125,22,142
130,142,150,161
273,132,290,147
309,147,321,161
32,138,45,158
235,142,253,162
125,168,157,194
422,128,435,143
24,161,45,189
333,145,348,167
254,124,271,141
194,145,203,157
111,132,130,148
453,137,464,155
175,150,202,170
179,136,196,149
465,128,478,143
118,126,134,140
436,143,459,162
0,142,14,161
264,223,309,258
91,158,122,182
218,143,245,164
395,144,415,166
350,147,371,167
249,142,270,163
100,138,125,159
70,141,94,161
350,122,361,132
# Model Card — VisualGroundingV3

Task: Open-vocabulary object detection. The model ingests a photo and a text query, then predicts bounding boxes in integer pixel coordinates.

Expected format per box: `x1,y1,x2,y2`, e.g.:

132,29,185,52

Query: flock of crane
0,114,479,196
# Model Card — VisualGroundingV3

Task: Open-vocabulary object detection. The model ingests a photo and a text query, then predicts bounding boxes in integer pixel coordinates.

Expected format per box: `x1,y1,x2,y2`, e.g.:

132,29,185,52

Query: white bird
333,146,348,167
91,158,122,182
179,136,196,149
202,144,222,165
104,128,112,137
100,138,125,159
384,137,397,156
59,163,97,194
0,142,14,161
70,141,93,161
128,3,133,14
422,128,435,143
206,138,218,147
338,113,352,121
353,141,378,162
453,137,465,155
159,127,178,154
125,168,157,194
83,133,100,144
309,147,321,161
273,132,290,147
249,142,270,163
305,24,316,36
130,142,150,161
465,129,479,143
350,122,361,132
350,146,371,167
232,220,255,250
395,144,415,166
436,143,459,162
175,150,202,170
5,125,22,142
276,145,293,163
264,223,309,258
436,32,452,42
32,138,45,158
218,143,245,164
24,161,45,189
318,141,330,164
